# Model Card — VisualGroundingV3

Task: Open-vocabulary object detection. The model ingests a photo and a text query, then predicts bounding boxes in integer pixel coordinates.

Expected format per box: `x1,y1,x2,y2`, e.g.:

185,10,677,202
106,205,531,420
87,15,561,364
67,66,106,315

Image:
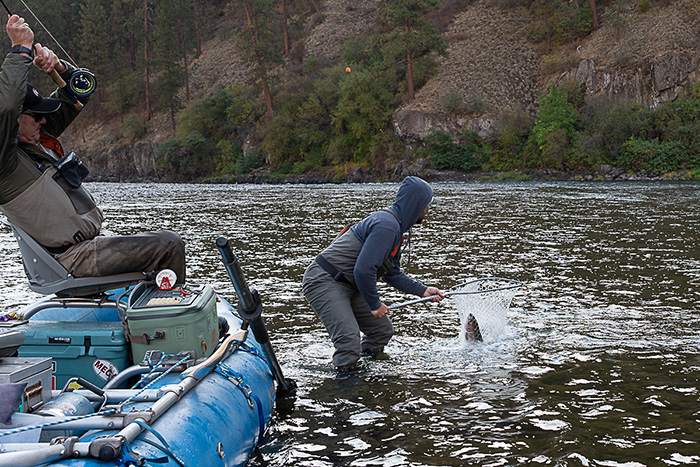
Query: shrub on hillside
527,0,593,49
489,105,532,170
575,96,653,166
261,73,335,167
176,86,259,142
236,150,265,175
159,134,217,180
419,130,481,171
441,88,464,114
653,92,700,161
121,114,148,141
215,140,243,175
618,138,687,173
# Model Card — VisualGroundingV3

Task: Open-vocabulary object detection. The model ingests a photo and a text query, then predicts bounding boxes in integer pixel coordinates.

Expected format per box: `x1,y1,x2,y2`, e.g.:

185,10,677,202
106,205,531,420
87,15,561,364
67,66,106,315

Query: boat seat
2,219,145,298
0,330,24,357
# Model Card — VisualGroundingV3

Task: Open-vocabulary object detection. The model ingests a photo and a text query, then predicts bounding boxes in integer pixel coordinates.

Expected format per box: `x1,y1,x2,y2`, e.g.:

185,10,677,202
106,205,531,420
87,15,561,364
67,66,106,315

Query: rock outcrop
561,5,700,106
392,0,541,142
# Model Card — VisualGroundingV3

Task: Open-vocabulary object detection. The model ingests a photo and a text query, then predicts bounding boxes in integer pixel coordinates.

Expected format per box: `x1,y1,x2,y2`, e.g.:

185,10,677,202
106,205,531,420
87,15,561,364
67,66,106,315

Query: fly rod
0,0,96,107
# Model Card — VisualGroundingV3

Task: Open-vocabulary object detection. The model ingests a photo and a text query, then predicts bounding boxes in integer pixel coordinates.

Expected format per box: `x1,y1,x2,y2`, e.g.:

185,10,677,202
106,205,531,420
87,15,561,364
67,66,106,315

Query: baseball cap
22,84,61,113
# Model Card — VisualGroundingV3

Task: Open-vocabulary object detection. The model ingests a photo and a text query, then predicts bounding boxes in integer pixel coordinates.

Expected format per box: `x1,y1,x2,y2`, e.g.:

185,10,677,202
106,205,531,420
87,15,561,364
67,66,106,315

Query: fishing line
1,0,96,101
16,0,79,69
0,0,11,16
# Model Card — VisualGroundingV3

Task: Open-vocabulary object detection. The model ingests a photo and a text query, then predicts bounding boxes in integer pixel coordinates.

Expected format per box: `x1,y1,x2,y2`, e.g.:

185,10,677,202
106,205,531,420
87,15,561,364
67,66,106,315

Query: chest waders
0,150,102,251
314,219,401,287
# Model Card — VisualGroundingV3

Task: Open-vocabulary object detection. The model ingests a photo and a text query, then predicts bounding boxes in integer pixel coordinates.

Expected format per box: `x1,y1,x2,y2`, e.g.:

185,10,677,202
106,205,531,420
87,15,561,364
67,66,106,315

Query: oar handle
216,237,297,398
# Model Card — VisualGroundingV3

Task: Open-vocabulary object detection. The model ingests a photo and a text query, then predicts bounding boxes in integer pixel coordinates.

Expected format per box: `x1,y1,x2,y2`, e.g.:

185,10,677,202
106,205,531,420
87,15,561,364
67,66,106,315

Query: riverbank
84,157,700,184
203,162,700,185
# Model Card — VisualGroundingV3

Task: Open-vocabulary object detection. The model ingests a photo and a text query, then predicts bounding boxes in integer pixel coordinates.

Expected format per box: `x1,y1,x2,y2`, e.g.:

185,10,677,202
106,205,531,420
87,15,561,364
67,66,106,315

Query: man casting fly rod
0,13,187,283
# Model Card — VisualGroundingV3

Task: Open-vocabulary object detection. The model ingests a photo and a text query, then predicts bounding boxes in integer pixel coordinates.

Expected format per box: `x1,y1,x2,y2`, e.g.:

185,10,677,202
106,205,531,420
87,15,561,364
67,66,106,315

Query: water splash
453,277,522,345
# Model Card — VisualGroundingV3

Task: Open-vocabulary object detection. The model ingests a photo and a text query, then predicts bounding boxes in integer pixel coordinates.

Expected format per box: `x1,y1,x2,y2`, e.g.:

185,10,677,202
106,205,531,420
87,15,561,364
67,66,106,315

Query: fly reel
68,69,96,98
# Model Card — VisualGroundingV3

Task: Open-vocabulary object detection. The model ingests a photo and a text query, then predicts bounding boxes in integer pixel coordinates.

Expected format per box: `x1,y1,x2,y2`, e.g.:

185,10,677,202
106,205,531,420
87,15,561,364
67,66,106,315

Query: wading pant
55,230,187,283
302,261,393,369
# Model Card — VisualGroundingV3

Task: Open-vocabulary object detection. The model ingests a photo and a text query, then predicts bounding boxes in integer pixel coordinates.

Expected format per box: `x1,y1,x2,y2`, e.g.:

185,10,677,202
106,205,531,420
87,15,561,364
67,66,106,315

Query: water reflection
1,181,699,466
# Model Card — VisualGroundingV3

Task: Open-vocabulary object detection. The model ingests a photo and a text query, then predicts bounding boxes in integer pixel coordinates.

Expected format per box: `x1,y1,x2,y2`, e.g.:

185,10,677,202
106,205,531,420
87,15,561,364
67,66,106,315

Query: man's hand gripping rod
1,0,96,109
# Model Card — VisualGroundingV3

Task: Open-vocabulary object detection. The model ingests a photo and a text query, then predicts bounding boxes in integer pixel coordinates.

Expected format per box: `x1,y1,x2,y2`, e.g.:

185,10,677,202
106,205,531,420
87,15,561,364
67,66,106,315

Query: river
1,181,699,466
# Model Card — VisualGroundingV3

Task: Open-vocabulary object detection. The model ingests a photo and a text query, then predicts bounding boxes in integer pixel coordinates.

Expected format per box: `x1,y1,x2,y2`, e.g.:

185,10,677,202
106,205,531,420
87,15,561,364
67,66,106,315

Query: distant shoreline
86,166,700,184
205,167,700,184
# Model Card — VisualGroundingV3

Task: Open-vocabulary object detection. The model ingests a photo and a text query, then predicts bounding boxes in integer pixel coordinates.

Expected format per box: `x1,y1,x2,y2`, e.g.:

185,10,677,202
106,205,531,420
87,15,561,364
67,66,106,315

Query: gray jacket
0,53,100,248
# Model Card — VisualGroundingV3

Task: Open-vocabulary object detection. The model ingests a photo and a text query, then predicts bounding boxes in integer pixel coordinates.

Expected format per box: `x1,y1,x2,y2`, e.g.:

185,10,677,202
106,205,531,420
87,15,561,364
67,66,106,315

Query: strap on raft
215,362,266,446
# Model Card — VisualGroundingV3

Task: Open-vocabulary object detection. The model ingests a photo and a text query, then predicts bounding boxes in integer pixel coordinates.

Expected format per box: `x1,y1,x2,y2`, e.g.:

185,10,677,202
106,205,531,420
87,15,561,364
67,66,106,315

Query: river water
1,181,699,466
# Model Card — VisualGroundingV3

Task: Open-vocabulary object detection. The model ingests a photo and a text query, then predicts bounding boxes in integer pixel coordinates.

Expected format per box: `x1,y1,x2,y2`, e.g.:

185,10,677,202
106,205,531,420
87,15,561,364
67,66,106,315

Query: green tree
332,66,400,162
153,0,196,129
153,0,181,128
234,0,284,118
262,72,336,169
379,0,447,102
78,0,110,103
25,0,79,61
527,82,578,169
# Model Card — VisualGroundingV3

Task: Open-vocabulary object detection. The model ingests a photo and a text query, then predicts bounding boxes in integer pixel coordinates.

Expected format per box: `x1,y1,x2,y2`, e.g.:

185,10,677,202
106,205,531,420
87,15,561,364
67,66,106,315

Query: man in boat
0,15,186,282
302,176,444,373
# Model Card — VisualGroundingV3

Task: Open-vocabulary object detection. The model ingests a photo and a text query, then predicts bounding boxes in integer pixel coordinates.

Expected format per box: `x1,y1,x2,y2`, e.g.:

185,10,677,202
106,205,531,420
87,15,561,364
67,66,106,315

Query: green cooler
126,284,219,363
17,321,129,389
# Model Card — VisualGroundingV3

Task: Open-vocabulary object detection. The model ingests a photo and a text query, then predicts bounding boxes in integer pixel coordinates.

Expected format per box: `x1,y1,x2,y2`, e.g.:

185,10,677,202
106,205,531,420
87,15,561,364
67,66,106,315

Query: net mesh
453,278,521,344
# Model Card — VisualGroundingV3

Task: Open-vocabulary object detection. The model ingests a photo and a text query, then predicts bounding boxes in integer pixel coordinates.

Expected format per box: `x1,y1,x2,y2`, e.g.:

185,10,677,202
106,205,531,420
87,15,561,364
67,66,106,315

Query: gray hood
390,176,434,233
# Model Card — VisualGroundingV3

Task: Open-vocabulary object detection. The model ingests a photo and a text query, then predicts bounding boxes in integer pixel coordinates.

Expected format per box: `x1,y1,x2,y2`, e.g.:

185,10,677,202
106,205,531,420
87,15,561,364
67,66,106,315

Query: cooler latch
129,331,166,345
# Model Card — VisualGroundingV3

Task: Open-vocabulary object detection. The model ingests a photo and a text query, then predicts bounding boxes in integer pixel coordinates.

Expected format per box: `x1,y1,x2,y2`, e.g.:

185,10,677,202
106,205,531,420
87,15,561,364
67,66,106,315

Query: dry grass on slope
578,3,700,71
396,0,541,138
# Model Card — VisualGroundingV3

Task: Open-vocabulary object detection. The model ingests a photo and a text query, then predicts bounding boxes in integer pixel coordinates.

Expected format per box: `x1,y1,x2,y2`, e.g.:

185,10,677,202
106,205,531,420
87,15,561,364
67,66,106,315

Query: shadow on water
2,181,700,466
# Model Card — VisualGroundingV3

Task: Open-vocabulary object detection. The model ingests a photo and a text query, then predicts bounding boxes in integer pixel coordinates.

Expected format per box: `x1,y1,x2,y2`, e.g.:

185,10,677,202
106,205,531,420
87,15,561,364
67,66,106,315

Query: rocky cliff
562,5,700,107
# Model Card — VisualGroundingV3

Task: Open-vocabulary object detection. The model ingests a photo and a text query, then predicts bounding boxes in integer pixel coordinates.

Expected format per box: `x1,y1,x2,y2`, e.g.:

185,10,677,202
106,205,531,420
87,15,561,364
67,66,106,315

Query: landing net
452,277,522,344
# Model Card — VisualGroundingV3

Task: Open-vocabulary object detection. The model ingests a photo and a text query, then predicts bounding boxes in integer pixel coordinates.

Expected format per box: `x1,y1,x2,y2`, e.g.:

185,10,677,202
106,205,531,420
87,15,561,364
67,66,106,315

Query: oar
216,237,297,398
389,277,523,310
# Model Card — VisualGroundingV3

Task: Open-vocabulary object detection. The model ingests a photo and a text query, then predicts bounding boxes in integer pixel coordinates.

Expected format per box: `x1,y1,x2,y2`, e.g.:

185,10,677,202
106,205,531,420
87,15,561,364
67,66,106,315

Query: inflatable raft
0,237,294,467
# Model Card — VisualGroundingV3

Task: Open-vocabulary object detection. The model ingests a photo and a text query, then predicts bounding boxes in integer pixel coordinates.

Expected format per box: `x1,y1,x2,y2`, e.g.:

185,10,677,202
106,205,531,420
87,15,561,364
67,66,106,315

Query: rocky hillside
394,0,541,142
564,4,700,106
63,0,700,180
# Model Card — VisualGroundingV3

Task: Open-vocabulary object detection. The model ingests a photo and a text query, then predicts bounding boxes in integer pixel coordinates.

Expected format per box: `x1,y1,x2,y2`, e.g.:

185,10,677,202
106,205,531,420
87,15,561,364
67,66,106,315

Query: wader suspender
315,225,352,284
315,209,403,285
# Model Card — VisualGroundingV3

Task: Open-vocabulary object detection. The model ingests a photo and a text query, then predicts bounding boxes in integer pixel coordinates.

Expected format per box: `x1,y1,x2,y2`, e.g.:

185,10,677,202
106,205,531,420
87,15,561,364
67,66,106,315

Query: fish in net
451,278,522,344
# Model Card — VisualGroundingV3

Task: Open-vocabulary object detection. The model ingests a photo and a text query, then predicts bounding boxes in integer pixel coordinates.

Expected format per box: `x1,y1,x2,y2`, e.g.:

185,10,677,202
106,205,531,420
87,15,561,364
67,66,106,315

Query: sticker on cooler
156,269,178,290
93,359,118,381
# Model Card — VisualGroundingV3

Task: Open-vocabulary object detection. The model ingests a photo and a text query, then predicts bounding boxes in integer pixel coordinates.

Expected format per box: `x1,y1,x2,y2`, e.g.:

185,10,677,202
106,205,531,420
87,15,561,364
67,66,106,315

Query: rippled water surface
2,181,699,466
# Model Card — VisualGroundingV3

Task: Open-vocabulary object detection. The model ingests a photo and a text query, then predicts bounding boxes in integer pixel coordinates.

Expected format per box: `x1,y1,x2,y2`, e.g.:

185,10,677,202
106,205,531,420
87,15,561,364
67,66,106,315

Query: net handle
388,277,523,310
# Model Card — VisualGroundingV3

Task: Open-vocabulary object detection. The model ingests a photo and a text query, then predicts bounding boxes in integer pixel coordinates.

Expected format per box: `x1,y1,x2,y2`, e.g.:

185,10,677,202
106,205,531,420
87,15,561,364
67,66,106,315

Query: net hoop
453,277,523,344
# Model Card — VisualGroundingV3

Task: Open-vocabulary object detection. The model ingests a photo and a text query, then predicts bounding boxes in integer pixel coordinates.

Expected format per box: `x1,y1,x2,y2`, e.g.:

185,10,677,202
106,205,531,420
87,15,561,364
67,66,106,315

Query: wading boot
360,349,390,360
335,363,358,377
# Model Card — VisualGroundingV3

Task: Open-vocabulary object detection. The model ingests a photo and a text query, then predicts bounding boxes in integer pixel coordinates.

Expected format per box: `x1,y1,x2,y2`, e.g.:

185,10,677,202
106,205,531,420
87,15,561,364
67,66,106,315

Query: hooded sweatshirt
350,176,434,310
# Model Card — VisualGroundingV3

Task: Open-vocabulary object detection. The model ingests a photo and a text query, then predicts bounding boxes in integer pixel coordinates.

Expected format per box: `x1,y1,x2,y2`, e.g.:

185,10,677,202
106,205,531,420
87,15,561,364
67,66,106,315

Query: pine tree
153,0,184,129
144,0,152,120
379,0,447,102
153,0,197,128
78,0,110,103
233,0,283,118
